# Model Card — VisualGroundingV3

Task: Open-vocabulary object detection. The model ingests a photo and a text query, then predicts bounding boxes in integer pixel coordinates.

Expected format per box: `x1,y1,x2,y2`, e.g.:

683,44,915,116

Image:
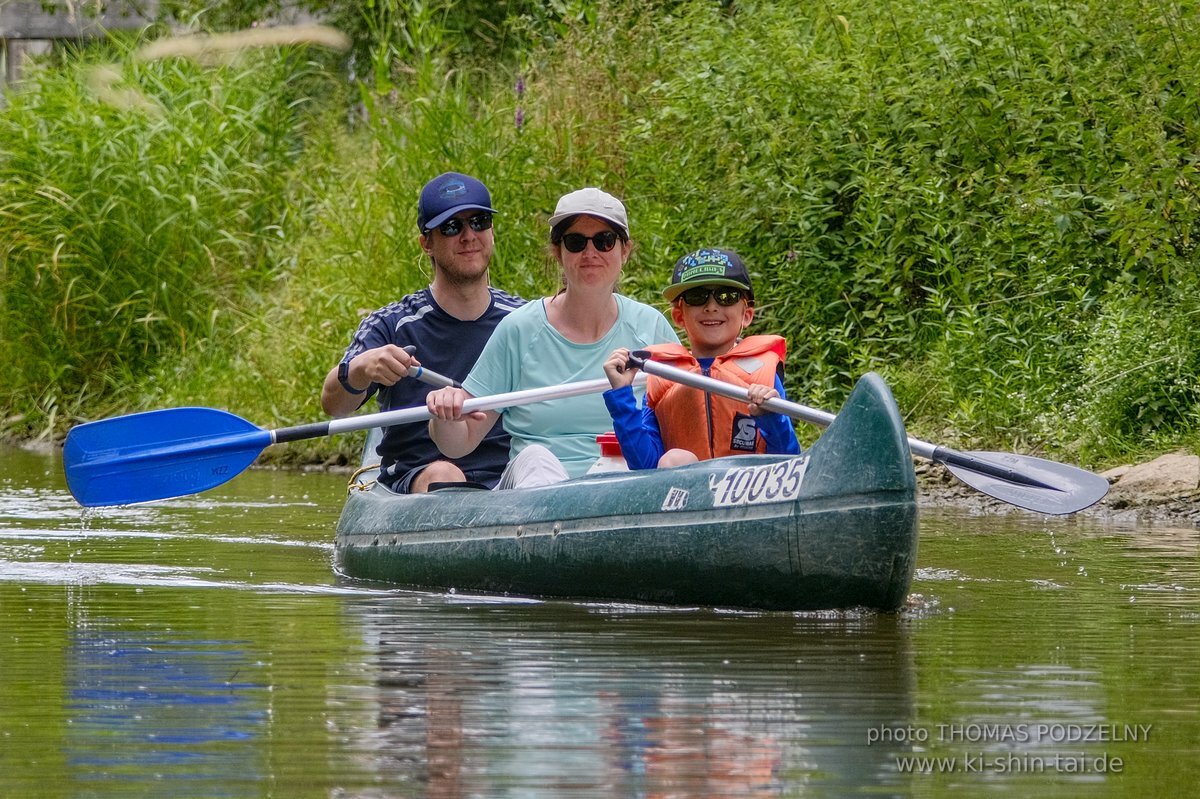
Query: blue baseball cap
417,172,497,232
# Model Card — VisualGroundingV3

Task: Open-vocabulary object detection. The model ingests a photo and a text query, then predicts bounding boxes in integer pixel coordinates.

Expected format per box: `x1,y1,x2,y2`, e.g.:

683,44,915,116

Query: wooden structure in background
1,1,157,93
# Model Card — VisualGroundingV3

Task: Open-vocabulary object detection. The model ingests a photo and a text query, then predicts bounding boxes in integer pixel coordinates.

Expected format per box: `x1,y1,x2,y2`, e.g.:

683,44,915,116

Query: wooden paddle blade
942,451,1110,515
63,407,272,507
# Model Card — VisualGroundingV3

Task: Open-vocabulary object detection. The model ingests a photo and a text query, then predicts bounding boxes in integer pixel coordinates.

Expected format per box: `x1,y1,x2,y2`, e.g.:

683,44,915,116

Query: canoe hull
335,372,918,611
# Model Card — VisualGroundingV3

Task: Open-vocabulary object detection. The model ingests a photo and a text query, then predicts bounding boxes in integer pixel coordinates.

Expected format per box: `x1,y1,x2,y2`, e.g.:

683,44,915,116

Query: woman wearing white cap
426,187,679,488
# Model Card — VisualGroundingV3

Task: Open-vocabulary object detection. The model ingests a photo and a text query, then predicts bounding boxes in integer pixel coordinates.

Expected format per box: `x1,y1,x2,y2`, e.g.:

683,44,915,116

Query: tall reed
0,36,339,438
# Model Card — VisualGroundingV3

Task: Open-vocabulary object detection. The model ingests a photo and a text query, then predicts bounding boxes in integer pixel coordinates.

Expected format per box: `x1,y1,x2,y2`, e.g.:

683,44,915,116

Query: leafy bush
1070,289,1200,459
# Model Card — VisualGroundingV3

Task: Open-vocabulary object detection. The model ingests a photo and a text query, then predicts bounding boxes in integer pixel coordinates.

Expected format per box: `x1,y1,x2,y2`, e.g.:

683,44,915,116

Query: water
2,444,1198,797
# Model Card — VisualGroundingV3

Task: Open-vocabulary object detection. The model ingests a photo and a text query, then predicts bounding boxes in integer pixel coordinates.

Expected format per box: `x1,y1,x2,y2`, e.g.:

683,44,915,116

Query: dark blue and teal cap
663,248,754,302
417,172,496,232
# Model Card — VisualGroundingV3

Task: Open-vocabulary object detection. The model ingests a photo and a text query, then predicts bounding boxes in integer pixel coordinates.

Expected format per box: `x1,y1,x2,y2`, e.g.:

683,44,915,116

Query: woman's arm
426,387,501,458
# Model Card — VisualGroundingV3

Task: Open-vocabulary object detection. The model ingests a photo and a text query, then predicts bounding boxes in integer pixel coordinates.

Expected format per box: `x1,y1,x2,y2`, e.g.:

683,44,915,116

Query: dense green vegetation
4,0,1200,469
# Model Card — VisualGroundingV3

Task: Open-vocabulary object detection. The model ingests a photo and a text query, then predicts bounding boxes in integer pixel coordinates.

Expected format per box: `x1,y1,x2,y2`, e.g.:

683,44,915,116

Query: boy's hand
603,348,638,389
746,384,779,417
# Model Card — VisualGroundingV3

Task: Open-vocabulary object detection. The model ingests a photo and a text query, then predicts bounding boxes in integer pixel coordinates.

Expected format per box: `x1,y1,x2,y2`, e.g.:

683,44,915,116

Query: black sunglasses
680,286,747,307
433,213,493,237
561,231,620,253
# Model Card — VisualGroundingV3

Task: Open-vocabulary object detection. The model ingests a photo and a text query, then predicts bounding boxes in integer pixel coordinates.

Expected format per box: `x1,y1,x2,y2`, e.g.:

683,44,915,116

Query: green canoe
333,372,918,611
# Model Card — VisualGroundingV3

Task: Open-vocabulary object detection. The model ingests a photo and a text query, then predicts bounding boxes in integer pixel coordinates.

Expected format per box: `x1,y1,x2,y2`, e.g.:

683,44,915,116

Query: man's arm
321,357,368,418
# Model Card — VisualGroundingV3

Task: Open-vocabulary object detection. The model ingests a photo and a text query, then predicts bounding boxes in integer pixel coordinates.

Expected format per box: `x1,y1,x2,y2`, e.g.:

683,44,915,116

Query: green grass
5,0,1200,469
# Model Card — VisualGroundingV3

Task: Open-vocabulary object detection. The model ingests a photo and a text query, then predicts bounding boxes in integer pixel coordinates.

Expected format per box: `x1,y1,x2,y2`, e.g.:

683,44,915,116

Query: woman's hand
603,347,638,389
426,386,488,422
426,387,495,458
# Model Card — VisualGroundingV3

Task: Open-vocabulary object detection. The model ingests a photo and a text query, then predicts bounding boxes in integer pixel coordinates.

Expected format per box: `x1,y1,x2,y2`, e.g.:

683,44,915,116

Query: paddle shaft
64,366,644,507
401,345,461,389
282,355,463,443
627,353,1058,491
275,374,643,445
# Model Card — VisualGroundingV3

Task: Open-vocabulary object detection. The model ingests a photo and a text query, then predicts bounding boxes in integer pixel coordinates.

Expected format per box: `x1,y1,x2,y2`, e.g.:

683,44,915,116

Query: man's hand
349,344,418,389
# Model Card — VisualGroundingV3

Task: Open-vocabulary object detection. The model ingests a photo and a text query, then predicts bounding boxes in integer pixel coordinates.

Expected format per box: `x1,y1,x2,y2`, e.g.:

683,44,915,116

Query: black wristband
338,360,366,394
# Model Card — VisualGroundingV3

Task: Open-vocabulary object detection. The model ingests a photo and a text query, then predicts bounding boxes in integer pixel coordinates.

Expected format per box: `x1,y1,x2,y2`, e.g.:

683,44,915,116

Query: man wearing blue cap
321,172,524,492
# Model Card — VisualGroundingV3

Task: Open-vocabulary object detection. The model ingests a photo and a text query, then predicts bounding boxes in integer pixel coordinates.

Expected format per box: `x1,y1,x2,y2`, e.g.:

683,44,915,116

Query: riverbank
7,1,1200,468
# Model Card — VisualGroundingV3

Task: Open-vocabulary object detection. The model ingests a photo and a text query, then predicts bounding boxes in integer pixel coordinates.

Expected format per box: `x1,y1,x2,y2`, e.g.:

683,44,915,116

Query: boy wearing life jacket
602,247,801,469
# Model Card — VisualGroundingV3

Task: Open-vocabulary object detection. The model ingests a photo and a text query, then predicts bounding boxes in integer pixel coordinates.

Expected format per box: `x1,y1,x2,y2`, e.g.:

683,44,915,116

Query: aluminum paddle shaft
627,352,1109,515
65,372,643,507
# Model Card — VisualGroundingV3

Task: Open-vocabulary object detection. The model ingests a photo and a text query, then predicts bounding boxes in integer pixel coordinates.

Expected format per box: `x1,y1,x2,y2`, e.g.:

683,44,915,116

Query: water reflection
66,623,267,794
341,598,918,797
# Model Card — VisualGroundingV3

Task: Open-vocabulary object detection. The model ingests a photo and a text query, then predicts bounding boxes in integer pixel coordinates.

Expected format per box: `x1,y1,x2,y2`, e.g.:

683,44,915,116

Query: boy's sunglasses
680,286,747,307
434,213,493,237
561,231,620,253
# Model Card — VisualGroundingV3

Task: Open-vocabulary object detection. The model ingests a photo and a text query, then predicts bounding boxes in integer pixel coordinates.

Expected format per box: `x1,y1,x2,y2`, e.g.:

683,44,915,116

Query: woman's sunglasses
680,286,747,307
434,213,493,237
561,231,620,253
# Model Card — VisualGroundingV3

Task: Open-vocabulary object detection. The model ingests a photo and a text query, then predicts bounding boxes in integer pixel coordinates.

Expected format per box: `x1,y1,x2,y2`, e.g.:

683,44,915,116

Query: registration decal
661,486,690,511
708,457,807,507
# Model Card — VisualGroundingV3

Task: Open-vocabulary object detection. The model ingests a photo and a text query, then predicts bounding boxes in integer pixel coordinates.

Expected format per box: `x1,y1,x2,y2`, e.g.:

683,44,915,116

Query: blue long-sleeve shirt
602,370,802,470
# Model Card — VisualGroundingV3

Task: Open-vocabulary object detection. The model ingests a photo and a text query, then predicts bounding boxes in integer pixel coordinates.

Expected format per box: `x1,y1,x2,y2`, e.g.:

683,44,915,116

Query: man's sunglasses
680,286,747,307
561,231,620,253
433,213,493,237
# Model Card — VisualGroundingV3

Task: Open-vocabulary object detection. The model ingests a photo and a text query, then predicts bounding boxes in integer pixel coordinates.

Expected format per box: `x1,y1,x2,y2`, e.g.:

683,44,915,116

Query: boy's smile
671,284,755,359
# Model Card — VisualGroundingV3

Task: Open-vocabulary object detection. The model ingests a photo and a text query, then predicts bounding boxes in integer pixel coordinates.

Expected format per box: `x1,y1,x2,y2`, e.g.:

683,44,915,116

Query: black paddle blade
942,451,1110,515
64,407,272,507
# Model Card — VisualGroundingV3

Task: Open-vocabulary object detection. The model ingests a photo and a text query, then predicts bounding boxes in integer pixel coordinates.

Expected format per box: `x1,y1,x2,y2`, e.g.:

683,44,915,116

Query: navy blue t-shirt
341,287,525,488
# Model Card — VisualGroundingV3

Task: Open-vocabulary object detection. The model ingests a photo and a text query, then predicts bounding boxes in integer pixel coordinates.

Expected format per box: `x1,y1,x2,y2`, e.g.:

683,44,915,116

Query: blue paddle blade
64,407,273,507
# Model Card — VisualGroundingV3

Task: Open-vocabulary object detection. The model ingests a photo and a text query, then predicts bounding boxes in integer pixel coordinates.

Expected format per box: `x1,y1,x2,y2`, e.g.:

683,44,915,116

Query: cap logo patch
679,263,728,282
665,247,752,299
676,249,734,283
439,179,467,200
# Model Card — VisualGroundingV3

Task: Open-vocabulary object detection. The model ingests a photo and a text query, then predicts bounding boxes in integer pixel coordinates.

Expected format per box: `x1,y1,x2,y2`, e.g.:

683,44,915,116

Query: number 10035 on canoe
707,457,808,508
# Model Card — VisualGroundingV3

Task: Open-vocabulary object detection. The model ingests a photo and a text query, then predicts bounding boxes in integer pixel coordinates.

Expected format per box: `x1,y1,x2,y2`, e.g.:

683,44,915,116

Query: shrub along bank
3,0,1200,470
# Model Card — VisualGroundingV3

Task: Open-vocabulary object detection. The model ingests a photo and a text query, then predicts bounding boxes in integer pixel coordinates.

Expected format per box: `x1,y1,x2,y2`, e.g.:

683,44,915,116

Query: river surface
2,443,1198,798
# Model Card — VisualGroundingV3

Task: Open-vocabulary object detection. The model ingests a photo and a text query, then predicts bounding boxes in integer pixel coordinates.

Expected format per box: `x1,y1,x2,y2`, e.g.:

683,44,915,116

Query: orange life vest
643,335,787,460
